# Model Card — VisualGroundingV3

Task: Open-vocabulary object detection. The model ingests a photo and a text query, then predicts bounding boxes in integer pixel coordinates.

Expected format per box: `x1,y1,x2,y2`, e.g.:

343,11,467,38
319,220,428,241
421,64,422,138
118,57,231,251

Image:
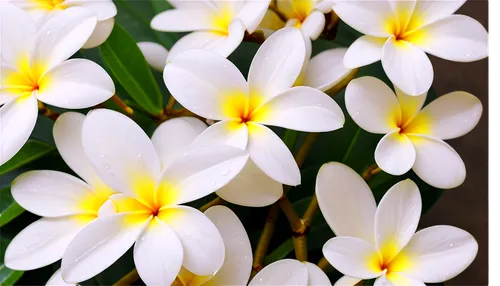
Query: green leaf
0,237,24,285
0,187,24,227
0,140,54,176
114,0,178,48
100,24,164,115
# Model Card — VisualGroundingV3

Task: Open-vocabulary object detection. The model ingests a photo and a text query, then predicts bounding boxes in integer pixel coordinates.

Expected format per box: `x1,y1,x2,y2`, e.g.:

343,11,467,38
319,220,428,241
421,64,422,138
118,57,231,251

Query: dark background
419,1,488,285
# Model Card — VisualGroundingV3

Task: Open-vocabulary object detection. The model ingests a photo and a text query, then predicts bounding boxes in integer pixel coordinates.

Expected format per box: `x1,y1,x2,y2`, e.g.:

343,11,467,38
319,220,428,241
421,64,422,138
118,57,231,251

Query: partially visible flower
295,39,352,93
259,0,333,39
151,0,270,59
164,28,344,207
249,259,331,285
5,112,115,283
4,0,117,48
345,76,482,189
0,5,115,166
173,205,253,285
317,162,478,285
138,42,169,72
61,110,249,285
46,269,74,286
334,0,488,95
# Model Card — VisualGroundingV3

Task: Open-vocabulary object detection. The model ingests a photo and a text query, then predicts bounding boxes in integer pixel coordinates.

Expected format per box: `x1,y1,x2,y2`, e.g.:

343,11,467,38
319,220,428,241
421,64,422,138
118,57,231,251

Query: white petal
0,3,37,68
138,41,169,72
248,27,306,101
61,213,149,283
395,86,427,125
0,95,38,166
47,269,75,286
301,10,326,40
216,159,283,207
66,0,117,20
152,117,207,169
53,112,108,189
305,262,332,285
315,162,376,242
11,170,98,217
82,18,115,49
151,9,215,32
381,38,433,96
409,15,488,62
303,48,352,92
82,109,161,199
345,76,401,134
236,0,270,33
374,179,421,262
393,225,478,283
374,131,416,176
252,86,344,132
344,36,386,69
388,0,416,34
335,276,362,286
406,91,482,140
247,123,300,186
323,237,382,279
409,135,466,189
164,49,248,120
37,59,114,109
204,206,252,286
158,145,248,205
408,0,466,29
134,218,183,286
315,0,334,13
375,273,425,286
167,20,245,59
191,120,248,150
159,206,225,276
5,217,86,270
332,0,393,37
249,259,308,285
32,7,97,70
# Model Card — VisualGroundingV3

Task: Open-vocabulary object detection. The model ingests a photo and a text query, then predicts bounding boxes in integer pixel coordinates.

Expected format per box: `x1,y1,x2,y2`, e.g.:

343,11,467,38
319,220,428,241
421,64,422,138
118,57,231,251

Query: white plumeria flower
173,205,253,285
0,4,115,166
164,28,345,207
345,76,482,189
5,0,117,48
316,162,478,286
60,110,249,285
296,39,352,92
260,0,333,39
4,112,114,285
151,0,270,60
334,0,488,96
47,269,75,286
138,42,170,72
249,259,331,285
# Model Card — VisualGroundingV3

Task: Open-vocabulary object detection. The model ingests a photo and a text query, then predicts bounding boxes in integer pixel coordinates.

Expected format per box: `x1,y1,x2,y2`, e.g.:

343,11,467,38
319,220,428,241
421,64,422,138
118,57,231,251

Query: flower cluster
0,0,487,285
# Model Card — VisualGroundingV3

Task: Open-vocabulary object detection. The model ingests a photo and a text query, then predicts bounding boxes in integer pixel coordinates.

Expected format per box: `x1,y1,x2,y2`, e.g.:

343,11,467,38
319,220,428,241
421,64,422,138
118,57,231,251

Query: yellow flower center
33,0,66,11
222,91,268,124
367,242,413,277
212,3,234,34
3,56,50,98
385,9,427,45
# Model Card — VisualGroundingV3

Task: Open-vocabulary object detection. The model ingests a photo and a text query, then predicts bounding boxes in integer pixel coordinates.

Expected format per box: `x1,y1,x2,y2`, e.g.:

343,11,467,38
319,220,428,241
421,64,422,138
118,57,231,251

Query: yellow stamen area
384,9,428,46
278,0,313,23
212,3,233,34
75,185,114,223
367,242,413,276
400,112,432,135
173,267,213,286
31,0,66,11
111,175,182,227
221,91,268,124
73,214,98,225
4,55,49,97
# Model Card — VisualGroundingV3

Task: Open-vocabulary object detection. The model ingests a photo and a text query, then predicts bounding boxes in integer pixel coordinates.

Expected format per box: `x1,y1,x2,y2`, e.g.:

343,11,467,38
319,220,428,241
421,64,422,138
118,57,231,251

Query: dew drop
137,154,142,158
221,168,230,176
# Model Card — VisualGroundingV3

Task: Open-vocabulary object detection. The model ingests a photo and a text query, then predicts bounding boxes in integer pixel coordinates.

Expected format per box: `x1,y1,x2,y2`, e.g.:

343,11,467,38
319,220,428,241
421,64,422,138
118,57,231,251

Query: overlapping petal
249,259,308,285
374,131,416,176
332,0,393,37
138,41,169,72
191,120,249,150
343,36,386,69
302,48,352,92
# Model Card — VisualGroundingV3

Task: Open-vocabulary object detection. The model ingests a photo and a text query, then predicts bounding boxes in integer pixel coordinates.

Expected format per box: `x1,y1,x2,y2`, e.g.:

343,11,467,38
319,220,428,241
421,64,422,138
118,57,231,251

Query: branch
38,102,60,121
113,268,139,286
251,203,280,276
199,196,225,212
362,163,381,181
110,94,134,117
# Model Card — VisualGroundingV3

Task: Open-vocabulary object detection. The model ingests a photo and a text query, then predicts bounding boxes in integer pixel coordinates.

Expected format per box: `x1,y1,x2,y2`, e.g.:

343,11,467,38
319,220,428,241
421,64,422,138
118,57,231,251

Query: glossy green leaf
0,187,24,227
0,140,54,177
0,237,24,285
100,24,164,115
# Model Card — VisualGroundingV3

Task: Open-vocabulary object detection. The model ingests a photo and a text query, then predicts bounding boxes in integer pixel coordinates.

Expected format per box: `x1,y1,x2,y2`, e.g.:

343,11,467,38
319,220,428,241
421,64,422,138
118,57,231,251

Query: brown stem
292,235,308,261
268,2,288,23
295,133,320,168
321,11,340,40
110,94,134,117
244,31,266,44
113,268,139,286
302,195,318,228
279,196,304,233
166,96,176,113
199,197,225,212
38,102,60,121
317,256,331,272
362,163,382,181
251,203,280,277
